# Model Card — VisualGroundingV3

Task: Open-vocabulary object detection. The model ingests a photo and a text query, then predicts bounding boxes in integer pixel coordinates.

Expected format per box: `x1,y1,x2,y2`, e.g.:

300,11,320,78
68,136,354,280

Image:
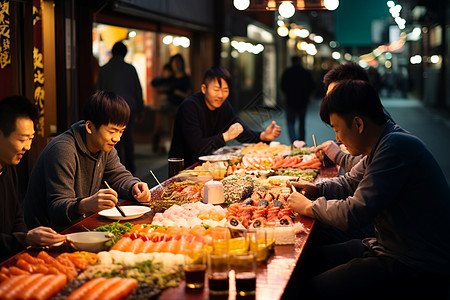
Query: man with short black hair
24,91,151,231
288,80,450,298
0,95,66,261
169,66,281,167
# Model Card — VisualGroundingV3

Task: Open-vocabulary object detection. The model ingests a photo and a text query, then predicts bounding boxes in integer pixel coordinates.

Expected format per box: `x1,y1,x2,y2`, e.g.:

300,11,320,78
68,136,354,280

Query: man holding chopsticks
24,91,151,232
287,80,450,298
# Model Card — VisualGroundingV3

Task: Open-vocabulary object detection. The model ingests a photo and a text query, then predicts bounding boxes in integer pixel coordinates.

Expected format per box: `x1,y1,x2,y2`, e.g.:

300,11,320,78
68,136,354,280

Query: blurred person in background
169,66,281,167
280,55,315,143
97,40,144,175
0,96,66,261
151,63,174,154
166,54,191,107
24,91,150,232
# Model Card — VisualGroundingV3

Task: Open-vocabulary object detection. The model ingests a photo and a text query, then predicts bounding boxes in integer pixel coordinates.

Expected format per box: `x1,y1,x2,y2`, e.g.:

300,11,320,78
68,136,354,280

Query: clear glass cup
184,249,206,289
232,251,257,296
246,229,268,261
207,251,230,295
211,226,230,254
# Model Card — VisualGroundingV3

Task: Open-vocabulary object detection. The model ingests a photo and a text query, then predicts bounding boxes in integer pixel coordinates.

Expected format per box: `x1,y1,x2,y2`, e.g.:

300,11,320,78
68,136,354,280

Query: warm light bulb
233,0,250,10
277,26,289,37
324,0,339,11
279,2,295,18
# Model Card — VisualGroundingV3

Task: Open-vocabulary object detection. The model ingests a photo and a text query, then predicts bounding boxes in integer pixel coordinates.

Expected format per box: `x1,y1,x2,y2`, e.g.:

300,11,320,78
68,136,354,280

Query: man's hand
132,182,151,203
25,227,67,247
260,121,281,141
223,123,244,142
287,191,314,218
315,140,341,162
78,188,118,214
288,178,320,200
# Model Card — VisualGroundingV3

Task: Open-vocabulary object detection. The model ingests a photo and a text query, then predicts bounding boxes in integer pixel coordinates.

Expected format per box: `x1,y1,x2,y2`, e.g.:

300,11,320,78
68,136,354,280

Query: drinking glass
211,226,230,254
232,251,257,296
246,229,268,261
184,249,206,289
168,158,184,177
207,252,230,295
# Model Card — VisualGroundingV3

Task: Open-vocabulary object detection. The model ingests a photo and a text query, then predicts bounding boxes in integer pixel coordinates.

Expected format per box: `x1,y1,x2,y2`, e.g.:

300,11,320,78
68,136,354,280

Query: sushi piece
279,215,294,225
249,218,266,229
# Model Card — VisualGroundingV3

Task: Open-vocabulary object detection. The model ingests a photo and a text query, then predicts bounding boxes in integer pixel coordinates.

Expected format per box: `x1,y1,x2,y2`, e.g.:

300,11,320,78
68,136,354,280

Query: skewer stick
149,170,164,190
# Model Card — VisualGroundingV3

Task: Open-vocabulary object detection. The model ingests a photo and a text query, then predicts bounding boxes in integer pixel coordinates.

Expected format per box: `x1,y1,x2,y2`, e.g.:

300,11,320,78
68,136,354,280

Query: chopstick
312,134,325,166
312,134,317,148
149,170,164,191
104,181,126,217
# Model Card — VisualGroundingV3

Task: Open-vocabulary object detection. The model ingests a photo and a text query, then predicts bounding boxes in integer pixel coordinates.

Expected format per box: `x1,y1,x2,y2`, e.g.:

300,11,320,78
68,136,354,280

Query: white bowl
66,231,113,252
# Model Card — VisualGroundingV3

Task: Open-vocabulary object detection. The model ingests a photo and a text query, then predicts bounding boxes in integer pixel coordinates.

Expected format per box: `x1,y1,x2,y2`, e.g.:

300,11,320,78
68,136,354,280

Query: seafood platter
0,142,338,299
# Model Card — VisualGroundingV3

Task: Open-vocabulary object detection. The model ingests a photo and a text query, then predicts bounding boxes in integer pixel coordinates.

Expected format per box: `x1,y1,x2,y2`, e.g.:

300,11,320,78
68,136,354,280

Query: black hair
320,80,386,127
0,95,38,137
291,55,301,65
169,54,186,73
323,63,369,90
202,66,231,88
111,41,127,57
84,90,130,128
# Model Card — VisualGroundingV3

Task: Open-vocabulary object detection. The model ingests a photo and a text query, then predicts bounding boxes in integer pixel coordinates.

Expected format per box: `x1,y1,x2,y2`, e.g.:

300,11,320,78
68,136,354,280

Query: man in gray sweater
24,91,151,231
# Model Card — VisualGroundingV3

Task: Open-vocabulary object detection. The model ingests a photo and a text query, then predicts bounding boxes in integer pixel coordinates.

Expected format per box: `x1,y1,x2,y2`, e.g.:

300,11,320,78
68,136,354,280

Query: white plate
98,205,151,220
199,154,232,162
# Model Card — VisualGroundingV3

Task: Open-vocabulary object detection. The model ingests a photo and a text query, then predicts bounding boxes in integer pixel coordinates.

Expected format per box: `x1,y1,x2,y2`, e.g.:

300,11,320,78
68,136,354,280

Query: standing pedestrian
97,40,144,175
281,55,315,143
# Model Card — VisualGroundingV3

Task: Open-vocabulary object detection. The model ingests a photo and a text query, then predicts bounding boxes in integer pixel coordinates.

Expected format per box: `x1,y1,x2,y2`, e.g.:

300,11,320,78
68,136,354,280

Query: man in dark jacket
97,41,144,175
24,91,150,232
0,96,65,261
281,55,315,143
287,80,450,298
169,66,281,168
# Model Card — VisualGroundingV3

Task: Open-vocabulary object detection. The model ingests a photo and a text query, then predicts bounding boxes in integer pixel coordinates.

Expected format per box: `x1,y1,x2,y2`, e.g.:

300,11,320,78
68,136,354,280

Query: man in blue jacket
169,66,281,167
287,80,450,298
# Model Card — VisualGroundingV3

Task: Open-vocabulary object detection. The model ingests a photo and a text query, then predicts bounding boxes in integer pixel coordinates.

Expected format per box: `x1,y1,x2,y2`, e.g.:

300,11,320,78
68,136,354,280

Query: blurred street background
137,93,450,187
2,0,449,195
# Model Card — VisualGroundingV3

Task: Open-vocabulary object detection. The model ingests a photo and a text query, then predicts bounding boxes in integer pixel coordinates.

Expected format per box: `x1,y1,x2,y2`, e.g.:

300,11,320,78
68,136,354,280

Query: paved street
135,96,450,188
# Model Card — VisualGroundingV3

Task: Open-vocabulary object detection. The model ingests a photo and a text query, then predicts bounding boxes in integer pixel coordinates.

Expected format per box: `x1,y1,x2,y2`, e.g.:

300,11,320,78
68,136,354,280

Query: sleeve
312,140,406,231
103,148,140,200
179,102,227,157
43,143,84,227
335,151,364,173
0,201,27,260
223,102,261,144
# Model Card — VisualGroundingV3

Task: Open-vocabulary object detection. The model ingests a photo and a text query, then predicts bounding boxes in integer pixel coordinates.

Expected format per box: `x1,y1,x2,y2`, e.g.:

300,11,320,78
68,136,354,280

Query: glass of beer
168,158,184,178
184,249,206,289
232,251,257,296
207,252,230,295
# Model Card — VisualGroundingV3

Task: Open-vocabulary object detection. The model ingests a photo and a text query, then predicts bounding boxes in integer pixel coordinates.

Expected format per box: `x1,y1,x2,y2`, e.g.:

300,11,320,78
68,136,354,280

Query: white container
204,180,224,205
